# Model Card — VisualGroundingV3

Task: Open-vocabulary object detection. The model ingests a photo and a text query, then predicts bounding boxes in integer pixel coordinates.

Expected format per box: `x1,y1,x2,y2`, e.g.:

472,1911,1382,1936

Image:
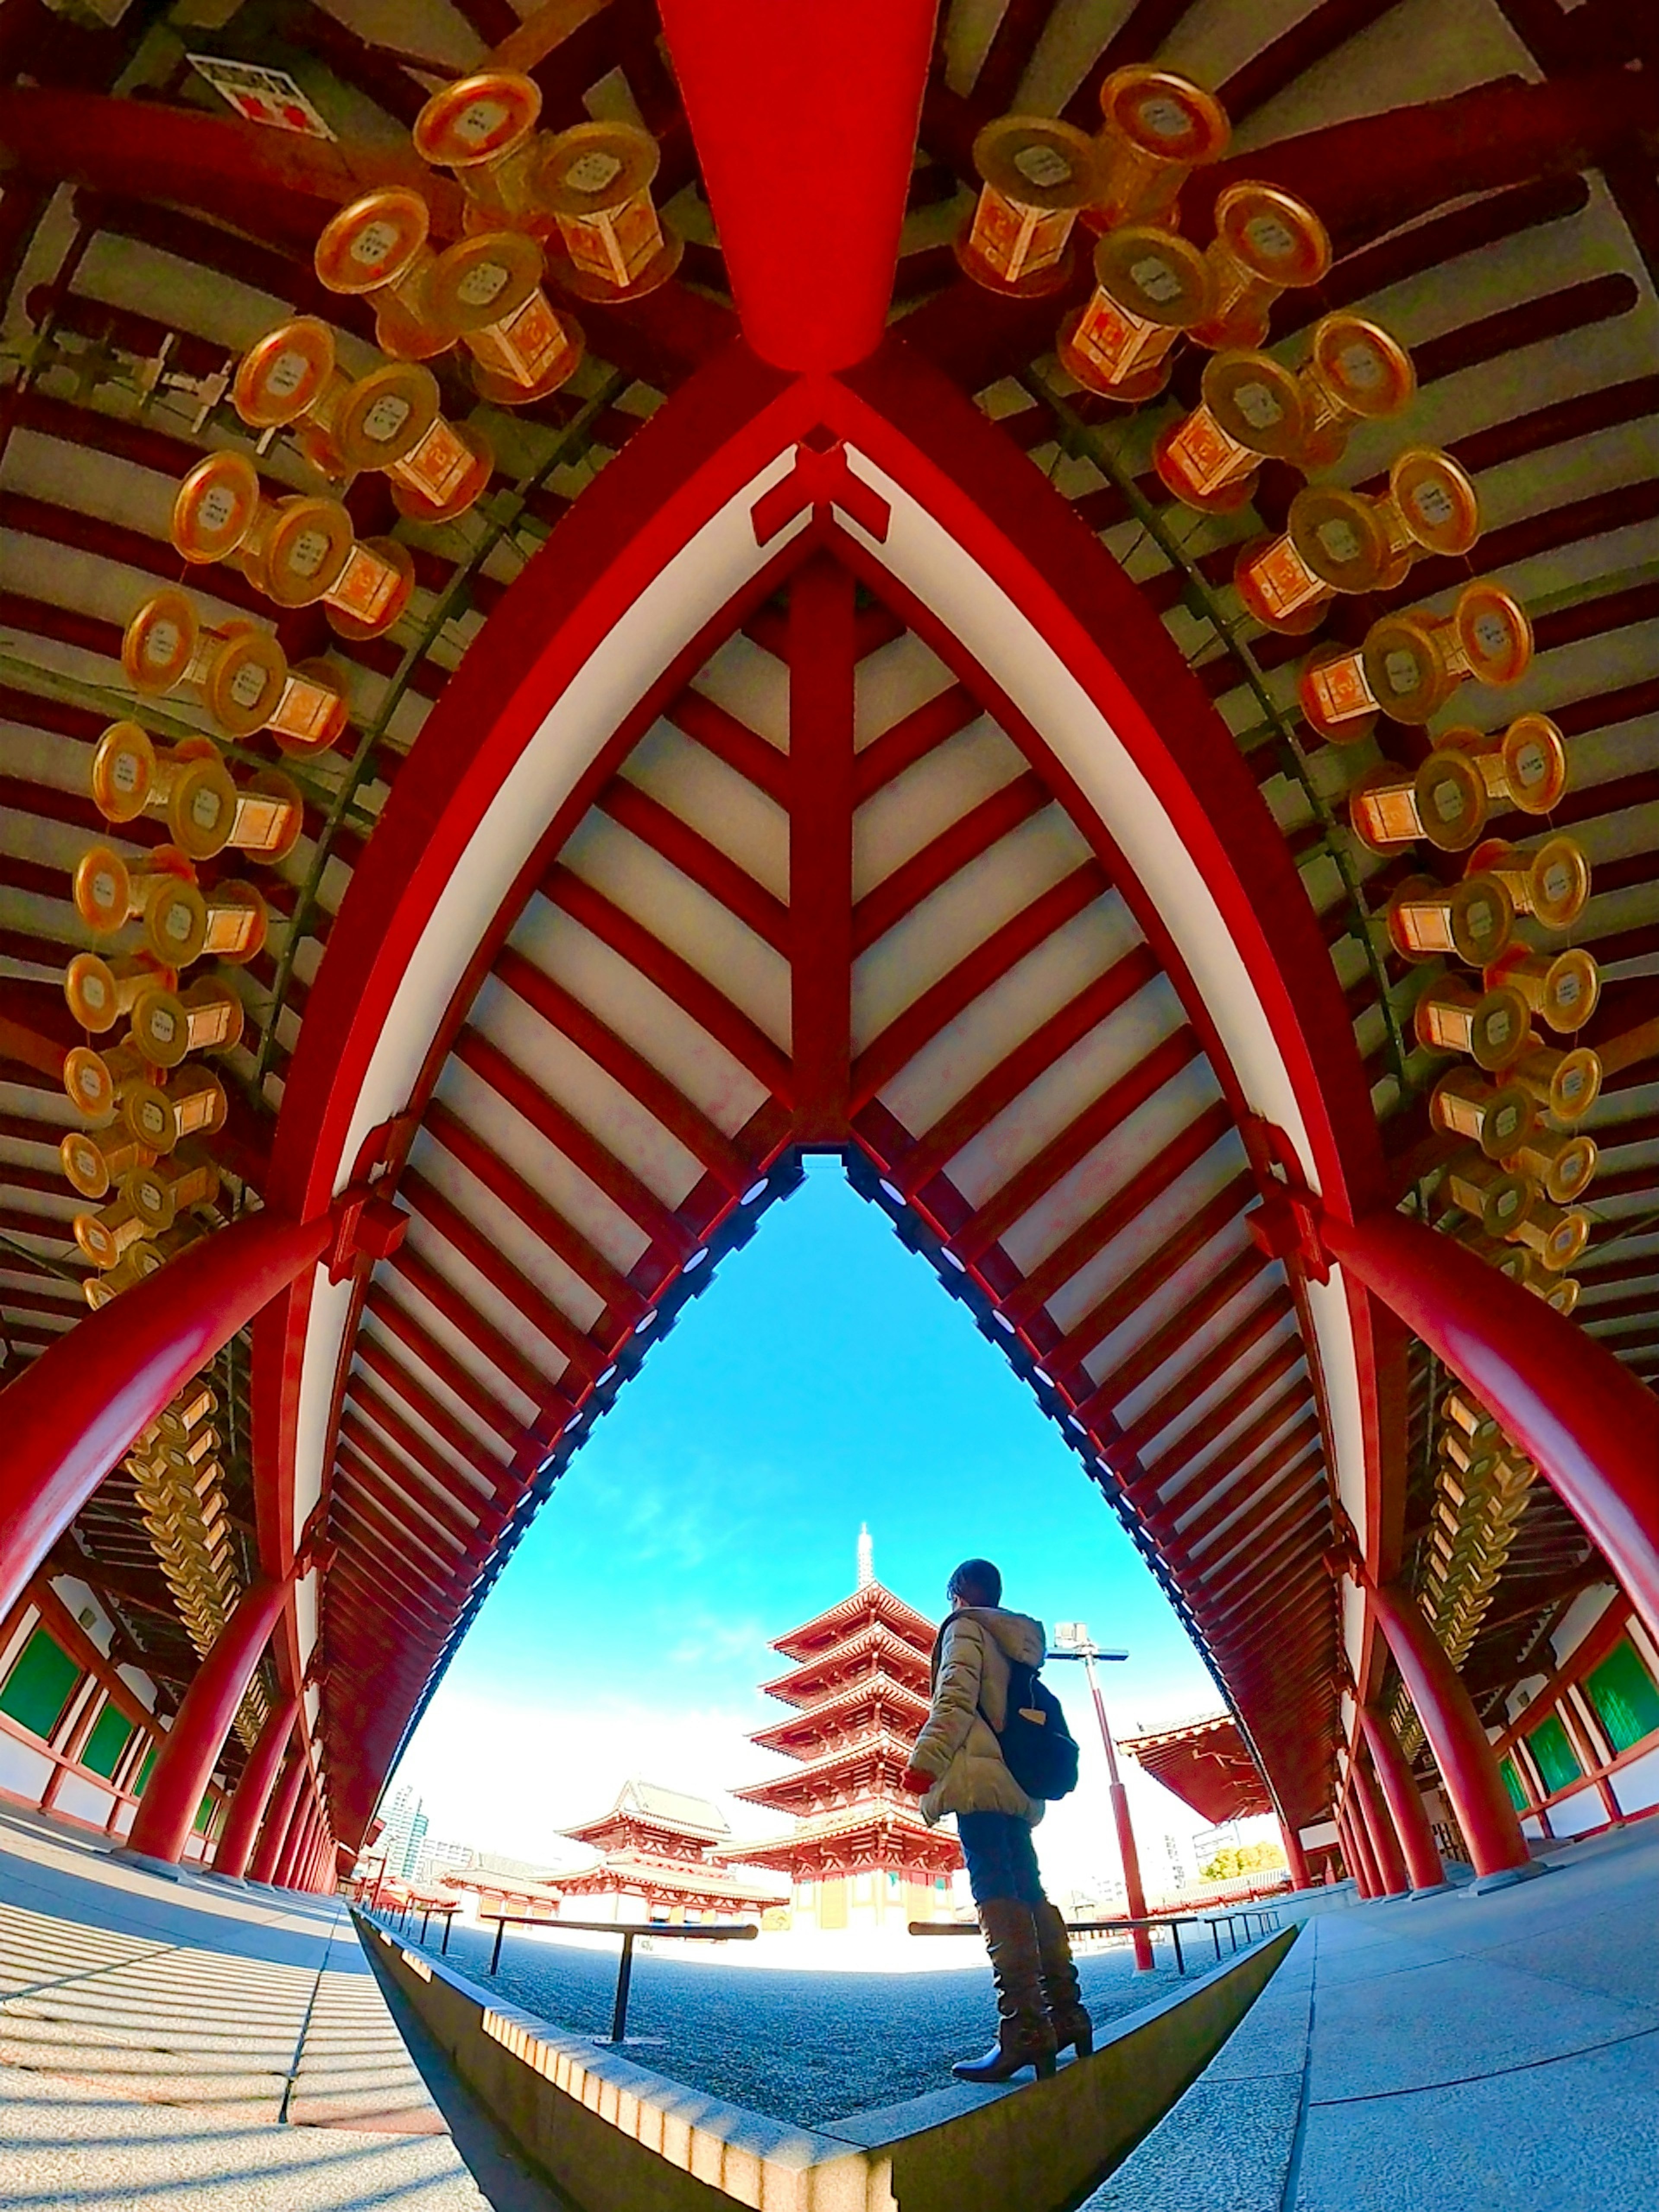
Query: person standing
902,1557,1090,2082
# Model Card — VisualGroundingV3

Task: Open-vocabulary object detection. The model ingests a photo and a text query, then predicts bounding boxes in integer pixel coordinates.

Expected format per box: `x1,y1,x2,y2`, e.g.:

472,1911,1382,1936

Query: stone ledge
358,1911,1298,2212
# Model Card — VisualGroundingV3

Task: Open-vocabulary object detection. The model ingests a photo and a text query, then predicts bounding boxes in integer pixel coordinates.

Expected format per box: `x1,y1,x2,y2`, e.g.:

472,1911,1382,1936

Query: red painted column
1370,1580,1533,1885
1278,1816,1312,1890
1351,1751,1410,1897
788,555,855,1138
210,1695,298,1880
278,1795,318,1891
1360,1704,1449,1894
248,1748,306,1885
1343,1800,1381,1898
0,1210,330,1627
125,1575,290,1864
1324,1210,1659,1646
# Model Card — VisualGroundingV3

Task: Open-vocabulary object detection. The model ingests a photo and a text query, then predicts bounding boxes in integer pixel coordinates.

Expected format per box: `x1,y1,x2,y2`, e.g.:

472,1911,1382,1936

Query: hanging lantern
90,726,237,861
234,320,494,524
73,842,194,938
1507,1038,1601,1123
157,1381,216,1442
60,1125,153,1203
315,191,583,405
1452,1224,1533,1283
1536,1275,1580,1316
1088,67,1230,232
1506,1200,1590,1272
1445,1155,1535,1240
1484,944,1599,1033
1467,836,1589,934
74,1194,153,1270
1237,450,1479,634
1290,315,1416,470
413,69,546,222
122,1064,228,1155
129,978,245,1068
1443,1392,1500,1444
122,1148,221,1234
1299,582,1532,741
1500,1125,1597,1205
1348,751,1488,855
959,116,1102,294
1439,715,1567,818
1430,1070,1535,1159
123,591,288,742
535,120,683,298
1191,183,1330,350
1386,871,1513,967
1413,976,1529,1069
64,949,172,1035
172,455,414,639
1058,225,1213,400
62,1037,152,1123
1153,348,1308,511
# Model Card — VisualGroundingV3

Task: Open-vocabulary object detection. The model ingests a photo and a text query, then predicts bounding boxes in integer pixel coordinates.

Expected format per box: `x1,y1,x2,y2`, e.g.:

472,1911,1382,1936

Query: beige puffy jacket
909,1605,1048,1827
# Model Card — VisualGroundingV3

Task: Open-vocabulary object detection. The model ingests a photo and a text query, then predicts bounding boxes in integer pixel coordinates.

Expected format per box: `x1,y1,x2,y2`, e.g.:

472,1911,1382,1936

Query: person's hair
947,1557,1002,1607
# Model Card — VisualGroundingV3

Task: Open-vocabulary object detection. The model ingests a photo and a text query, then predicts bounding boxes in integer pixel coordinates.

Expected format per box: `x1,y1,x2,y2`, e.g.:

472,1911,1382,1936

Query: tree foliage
1198,1839,1287,1881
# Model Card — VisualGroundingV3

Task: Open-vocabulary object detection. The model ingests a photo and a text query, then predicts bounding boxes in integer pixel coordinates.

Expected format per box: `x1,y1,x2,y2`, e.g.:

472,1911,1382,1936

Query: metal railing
477,1913,758,2044
908,1903,1283,1977
373,1894,459,1952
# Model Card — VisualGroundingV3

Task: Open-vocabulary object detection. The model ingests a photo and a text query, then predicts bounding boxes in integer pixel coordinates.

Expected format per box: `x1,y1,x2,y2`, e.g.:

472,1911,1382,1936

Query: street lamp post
1051,1624,1154,1973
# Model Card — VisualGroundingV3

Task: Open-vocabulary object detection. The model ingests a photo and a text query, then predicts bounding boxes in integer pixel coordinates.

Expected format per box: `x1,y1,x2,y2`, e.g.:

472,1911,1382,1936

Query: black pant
957,1811,1046,1906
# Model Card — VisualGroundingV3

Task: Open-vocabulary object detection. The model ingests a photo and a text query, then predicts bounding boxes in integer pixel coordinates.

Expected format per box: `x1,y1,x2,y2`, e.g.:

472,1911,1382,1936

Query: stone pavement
0,1802,565,2211
1086,1818,1659,2212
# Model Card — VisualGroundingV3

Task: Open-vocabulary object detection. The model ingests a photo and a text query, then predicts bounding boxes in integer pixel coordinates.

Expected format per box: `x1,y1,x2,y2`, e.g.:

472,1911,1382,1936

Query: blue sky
394,1156,1231,1891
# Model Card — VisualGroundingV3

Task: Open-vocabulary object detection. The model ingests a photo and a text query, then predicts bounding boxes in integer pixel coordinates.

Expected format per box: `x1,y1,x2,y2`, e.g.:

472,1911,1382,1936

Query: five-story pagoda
716,1533,962,1935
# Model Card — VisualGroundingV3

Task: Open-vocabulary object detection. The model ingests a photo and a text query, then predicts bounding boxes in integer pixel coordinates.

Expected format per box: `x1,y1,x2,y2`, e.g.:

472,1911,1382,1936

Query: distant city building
717,1548,962,1935
414,1834,475,1888
378,1784,427,1879
554,1779,785,1923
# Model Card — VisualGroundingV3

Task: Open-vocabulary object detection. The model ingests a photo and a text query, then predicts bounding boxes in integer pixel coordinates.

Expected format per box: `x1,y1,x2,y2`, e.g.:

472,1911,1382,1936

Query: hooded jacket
908,1605,1048,1826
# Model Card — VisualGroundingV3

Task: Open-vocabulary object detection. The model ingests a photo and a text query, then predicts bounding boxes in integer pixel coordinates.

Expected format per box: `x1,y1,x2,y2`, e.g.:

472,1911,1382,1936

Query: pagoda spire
857,1524,874,1590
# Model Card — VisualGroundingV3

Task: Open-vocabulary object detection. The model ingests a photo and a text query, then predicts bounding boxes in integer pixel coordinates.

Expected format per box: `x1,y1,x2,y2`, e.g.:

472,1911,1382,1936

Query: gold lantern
129,978,245,1068
60,1125,153,1203
1386,871,1513,968
1439,715,1567,818
412,69,546,224
1348,751,1488,855
1236,450,1479,635
1153,348,1308,511
534,121,683,298
1506,1200,1590,1272
64,949,171,1035
1058,225,1213,401
74,1194,153,1270
1501,1126,1597,1205
1299,582,1532,741
122,1066,228,1156
62,1037,152,1123
122,1148,221,1234
1507,1039,1601,1123
173,454,415,640
1191,183,1330,350
1466,836,1589,933
1088,68,1230,232
1430,1070,1535,1159
1445,1156,1535,1240
959,116,1103,294
122,590,347,753
1412,977,1529,1069
1484,944,1599,1034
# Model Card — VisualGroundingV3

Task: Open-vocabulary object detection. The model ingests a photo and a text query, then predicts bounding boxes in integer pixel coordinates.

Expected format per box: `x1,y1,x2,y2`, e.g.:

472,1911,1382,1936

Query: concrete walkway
1087,1818,1659,2212
0,1803,564,2211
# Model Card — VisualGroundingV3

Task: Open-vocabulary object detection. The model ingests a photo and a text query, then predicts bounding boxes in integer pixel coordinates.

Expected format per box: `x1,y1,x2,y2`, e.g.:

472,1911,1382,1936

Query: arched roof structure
1,0,1656,1863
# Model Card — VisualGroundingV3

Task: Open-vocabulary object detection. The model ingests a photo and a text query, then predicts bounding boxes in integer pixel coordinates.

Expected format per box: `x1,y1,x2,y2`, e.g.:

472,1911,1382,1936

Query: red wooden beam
666,688,791,809
1218,1,1406,124
400,1166,603,1385
453,1027,693,1267
343,1384,496,1542
955,1025,1202,1265
895,947,1160,1199
353,1335,519,1512
597,779,789,953
547,867,792,1102
425,1097,642,1325
788,555,856,1138
1074,1247,1270,1414
853,683,984,804
333,1447,470,1586
853,862,1108,1109
1136,1340,1310,1497
1116,1286,1296,1460
388,1244,569,1433
852,772,1052,957
1149,1413,1323,1554
1052,1174,1258,1381
363,1287,524,1456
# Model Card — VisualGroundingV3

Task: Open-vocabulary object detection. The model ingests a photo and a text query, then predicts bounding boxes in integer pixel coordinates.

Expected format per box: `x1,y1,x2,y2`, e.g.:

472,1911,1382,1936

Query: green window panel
1499,1757,1528,1812
193,1791,216,1835
1526,1711,1583,1796
134,1747,157,1797
79,1701,134,1781
1586,1640,1659,1754
0,1630,81,1743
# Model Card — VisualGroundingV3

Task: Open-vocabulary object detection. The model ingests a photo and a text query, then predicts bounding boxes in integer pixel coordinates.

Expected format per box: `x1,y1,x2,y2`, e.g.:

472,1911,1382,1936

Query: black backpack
933,1622,1081,1801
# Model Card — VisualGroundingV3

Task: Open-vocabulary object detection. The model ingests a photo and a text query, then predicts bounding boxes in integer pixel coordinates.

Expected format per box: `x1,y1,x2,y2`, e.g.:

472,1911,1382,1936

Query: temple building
552,1779,785,1925
718,1537,962,1935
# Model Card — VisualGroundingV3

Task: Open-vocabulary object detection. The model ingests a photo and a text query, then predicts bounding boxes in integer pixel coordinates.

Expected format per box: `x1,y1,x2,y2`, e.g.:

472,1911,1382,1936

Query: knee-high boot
1033,1899,1093,2056
951,1898,1058,2083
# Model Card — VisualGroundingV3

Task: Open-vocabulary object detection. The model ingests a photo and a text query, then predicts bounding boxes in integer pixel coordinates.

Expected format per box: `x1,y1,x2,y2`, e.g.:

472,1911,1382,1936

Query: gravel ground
395,1920,1194,2126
